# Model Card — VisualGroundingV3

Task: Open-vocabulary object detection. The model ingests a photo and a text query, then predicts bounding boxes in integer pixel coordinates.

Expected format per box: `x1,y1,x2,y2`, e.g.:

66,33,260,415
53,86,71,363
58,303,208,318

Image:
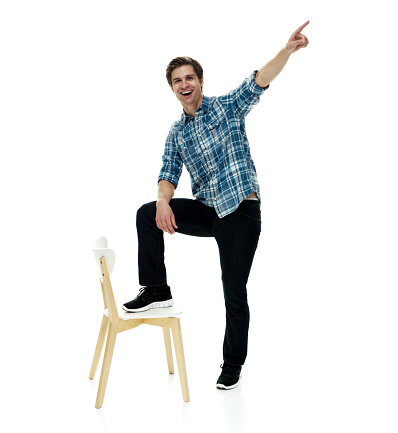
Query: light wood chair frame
89,255,190,408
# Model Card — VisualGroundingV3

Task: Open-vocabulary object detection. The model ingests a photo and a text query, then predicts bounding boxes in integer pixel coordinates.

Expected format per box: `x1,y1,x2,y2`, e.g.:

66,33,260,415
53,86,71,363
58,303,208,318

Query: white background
1,1,397,432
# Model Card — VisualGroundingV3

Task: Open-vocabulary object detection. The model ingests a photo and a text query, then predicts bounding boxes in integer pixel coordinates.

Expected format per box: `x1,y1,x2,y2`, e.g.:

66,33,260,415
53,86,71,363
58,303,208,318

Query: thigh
169,198,214,238
214,201,262,287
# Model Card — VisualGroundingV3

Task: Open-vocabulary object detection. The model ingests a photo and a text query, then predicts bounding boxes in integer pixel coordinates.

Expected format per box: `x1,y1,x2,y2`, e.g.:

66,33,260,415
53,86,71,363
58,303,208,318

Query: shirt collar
180,95,210,125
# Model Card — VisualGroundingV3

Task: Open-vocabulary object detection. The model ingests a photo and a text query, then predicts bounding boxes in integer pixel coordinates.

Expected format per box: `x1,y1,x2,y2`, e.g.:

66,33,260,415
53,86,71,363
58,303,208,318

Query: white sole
216,376,241,390
122,299,174,313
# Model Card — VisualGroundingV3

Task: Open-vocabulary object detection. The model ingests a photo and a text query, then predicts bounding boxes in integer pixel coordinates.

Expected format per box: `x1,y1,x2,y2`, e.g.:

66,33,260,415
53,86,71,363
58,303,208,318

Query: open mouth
181,91,193,97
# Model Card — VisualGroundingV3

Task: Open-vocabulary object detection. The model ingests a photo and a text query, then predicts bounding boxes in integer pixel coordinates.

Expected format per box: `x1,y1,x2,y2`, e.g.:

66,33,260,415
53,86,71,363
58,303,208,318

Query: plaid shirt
158,71,269,218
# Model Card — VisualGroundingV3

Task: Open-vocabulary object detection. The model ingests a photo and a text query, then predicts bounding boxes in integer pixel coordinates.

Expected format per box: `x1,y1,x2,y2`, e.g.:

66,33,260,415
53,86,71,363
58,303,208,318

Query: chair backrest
92,237,115,277
92,237,119,324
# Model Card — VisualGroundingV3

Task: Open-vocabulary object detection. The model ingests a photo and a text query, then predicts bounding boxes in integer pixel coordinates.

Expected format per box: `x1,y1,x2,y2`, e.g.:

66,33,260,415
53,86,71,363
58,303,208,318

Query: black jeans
136,198,261,366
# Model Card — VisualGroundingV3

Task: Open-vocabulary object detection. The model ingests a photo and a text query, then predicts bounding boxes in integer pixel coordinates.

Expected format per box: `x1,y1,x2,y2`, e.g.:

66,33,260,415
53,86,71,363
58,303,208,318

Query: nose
181,79,190,89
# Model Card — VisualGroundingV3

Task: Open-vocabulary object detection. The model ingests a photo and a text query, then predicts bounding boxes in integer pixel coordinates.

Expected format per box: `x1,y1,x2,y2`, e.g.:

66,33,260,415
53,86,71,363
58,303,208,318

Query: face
170,65,204,113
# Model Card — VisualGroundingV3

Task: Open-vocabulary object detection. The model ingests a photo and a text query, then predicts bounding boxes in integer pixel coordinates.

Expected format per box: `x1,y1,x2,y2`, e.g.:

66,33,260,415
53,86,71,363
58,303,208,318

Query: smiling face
170,65,204,117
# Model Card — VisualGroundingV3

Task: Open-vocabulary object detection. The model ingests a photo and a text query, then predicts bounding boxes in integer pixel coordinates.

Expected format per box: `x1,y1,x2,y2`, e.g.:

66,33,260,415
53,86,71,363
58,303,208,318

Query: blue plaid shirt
158,71,269,218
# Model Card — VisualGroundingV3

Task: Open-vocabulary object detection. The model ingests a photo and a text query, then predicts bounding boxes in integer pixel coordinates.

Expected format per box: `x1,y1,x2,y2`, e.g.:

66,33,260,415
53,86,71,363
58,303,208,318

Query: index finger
293,20,310,36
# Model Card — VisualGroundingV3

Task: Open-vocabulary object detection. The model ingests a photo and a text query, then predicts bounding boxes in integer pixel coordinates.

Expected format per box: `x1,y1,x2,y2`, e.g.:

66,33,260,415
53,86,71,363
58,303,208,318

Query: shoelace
220,363,240,374
135,286,168,302
135,287,149,300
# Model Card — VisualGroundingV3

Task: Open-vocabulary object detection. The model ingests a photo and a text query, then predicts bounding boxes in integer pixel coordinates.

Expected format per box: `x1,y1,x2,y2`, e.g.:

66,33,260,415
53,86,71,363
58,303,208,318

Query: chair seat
103,305,183,320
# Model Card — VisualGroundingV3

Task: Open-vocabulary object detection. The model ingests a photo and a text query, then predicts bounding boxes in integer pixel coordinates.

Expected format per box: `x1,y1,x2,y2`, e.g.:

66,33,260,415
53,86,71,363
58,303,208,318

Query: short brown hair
166,57,203,87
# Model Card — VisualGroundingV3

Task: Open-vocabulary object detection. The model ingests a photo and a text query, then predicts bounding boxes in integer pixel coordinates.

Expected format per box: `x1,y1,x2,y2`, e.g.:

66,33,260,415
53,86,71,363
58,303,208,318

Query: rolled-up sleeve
220,71,269,117
158,124,183,188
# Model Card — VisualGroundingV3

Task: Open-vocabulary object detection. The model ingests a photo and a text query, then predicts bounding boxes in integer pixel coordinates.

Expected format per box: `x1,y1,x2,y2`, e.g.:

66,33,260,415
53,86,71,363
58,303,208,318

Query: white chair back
92,236,115,279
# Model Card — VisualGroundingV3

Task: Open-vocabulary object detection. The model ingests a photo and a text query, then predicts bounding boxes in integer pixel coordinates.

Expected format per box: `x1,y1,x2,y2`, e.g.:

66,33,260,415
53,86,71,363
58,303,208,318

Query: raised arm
255,21,310,88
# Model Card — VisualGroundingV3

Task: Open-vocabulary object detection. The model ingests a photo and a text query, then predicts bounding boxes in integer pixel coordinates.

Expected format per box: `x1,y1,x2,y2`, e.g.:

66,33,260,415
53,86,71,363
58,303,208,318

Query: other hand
285,21,310,53
156,200,178,234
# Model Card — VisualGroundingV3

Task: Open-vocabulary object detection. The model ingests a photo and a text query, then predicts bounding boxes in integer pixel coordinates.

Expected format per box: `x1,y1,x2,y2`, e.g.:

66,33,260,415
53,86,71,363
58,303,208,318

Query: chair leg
89,315,109,380
95,323,117,409
162,327,174,374
170,318,190,402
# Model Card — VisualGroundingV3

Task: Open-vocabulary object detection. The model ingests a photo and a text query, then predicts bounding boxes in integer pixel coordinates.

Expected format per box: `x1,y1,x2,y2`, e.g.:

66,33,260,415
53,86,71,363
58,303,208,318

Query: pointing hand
285,21,310,53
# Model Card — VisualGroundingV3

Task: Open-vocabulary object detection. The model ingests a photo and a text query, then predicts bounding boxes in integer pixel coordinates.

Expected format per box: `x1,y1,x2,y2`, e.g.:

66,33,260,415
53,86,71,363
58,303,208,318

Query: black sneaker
216,362,242,390
122,285,174,312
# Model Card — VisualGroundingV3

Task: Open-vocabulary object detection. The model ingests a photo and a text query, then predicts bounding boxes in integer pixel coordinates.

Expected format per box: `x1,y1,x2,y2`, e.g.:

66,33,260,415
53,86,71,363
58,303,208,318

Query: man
123,22,310,389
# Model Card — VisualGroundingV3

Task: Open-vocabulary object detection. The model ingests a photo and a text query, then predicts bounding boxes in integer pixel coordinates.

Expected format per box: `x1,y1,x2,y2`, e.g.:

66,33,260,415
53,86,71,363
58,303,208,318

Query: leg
136,201,167,287
171,318,190,402
163,327,174,374
95,324,117,409
213,200,261,366
89,315,109,379
136,199,213,287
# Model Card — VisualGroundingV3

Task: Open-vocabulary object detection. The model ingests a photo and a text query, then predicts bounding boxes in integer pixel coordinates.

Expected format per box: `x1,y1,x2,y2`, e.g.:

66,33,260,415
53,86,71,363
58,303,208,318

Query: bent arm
157,179,175,204
156,180,178,234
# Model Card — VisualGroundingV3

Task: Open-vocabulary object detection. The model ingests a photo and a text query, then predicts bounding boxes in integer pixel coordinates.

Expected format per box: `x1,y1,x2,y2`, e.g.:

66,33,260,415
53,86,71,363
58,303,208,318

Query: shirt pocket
205,112,229,145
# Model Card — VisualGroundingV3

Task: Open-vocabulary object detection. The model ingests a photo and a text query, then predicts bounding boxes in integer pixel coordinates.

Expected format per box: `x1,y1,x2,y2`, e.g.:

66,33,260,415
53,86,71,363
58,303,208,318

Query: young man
123,22,310,389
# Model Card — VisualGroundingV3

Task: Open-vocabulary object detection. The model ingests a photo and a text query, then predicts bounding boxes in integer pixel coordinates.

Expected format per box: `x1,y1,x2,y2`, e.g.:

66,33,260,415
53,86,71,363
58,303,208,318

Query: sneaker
122,285,174,313
216,362,242,390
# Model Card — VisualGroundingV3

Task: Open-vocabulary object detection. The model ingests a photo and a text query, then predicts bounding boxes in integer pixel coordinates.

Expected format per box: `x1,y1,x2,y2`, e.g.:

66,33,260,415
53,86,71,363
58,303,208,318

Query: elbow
254,71,271,89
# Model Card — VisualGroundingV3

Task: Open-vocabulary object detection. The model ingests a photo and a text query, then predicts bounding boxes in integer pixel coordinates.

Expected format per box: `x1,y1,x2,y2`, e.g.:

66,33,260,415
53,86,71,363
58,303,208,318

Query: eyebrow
172,74,195,83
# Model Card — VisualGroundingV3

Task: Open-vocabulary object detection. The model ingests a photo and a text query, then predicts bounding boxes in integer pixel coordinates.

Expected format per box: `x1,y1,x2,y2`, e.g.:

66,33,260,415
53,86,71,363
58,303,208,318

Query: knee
225,295,250,321
223,283,248,308
136,201,156,226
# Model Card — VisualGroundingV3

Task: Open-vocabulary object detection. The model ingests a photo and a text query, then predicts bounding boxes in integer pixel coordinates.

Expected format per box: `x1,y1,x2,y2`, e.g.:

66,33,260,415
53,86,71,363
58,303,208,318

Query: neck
183,95,203,117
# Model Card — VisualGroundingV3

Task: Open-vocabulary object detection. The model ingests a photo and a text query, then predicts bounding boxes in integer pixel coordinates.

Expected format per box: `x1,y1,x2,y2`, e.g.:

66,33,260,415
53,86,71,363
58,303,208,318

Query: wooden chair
89,237,190,408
